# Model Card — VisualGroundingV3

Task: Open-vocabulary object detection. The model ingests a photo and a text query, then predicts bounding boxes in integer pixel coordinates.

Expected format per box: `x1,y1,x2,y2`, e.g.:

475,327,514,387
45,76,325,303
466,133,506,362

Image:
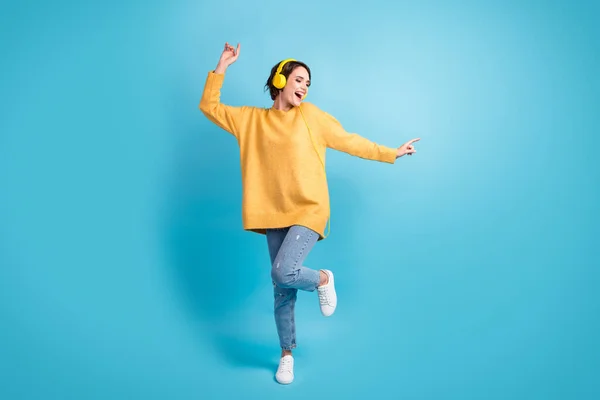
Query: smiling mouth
295,92,304,100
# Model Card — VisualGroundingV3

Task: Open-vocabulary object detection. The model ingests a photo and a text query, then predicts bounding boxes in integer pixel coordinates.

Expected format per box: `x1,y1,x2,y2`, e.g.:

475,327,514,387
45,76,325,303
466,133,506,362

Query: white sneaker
317,269,337,317
275,355,294,384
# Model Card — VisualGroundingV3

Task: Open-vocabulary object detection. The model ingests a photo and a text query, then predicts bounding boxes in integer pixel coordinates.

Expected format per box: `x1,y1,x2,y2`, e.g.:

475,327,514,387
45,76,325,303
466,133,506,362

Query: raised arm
199,42,247,139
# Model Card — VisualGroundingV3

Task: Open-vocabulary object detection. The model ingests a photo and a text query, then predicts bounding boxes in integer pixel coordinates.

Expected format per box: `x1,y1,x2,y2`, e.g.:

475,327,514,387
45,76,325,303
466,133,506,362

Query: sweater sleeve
199,71,247,139
319,111,397,164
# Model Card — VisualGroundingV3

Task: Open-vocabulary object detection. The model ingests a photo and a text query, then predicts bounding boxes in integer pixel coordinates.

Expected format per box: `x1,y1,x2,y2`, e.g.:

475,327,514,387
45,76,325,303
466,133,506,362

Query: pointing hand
396,138,420,158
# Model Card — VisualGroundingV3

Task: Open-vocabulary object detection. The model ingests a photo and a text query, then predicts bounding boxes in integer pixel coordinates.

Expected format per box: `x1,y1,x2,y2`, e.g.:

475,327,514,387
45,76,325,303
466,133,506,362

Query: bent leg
270,225,320,292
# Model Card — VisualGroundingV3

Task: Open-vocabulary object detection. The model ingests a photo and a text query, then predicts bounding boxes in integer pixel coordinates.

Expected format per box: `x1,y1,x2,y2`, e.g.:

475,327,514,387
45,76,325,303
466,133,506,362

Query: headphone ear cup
272,73,286,89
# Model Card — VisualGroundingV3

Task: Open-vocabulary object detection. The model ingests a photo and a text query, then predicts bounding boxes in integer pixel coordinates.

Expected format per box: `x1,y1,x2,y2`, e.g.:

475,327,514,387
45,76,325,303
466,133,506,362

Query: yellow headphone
273,58,329,237
272,58,295,89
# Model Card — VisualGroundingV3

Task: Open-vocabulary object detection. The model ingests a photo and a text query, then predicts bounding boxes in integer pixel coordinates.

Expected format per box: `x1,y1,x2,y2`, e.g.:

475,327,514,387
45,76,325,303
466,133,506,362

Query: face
281,66,310,107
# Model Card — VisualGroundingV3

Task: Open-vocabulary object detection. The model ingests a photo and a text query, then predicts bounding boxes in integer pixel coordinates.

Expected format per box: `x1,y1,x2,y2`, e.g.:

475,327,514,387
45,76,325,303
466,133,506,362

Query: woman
199,42,420,384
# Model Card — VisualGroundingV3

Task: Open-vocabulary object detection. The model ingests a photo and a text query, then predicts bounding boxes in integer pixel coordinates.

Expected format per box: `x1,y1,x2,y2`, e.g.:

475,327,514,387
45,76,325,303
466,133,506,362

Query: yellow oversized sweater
199,71,397,239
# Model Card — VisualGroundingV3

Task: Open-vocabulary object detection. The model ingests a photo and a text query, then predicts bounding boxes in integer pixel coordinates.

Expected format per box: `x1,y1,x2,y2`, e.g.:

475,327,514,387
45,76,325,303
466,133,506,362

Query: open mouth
295,92,304,100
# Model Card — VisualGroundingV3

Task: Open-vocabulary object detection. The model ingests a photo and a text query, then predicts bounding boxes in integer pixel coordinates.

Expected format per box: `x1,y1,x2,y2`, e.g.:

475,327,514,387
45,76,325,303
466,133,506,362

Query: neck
272,97,293,112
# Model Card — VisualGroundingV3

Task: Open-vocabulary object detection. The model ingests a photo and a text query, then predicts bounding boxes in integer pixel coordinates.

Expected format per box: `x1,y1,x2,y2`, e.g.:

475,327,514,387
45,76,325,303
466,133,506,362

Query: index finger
408,138,421,144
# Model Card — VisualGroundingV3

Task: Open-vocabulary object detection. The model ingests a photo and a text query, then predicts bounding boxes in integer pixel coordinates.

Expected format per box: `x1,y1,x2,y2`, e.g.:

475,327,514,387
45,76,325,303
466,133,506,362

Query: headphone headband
276,58,296,74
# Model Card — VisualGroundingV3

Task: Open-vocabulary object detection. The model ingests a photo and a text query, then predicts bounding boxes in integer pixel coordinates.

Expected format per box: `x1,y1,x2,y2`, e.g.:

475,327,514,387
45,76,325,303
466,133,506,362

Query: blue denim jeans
266,225,321,350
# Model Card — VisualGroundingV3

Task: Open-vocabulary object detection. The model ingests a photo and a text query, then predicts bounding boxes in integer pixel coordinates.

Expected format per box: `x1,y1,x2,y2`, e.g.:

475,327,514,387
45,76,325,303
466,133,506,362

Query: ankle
319,270,329,286
281,349,292,357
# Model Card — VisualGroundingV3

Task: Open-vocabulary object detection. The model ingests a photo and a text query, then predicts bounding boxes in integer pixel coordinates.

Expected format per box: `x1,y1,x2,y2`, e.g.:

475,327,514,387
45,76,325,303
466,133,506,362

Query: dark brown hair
264,60,312,100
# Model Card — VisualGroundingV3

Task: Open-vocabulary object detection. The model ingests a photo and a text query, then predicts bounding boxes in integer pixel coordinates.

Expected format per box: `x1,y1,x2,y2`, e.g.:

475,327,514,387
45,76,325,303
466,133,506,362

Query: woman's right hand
215,42,240,74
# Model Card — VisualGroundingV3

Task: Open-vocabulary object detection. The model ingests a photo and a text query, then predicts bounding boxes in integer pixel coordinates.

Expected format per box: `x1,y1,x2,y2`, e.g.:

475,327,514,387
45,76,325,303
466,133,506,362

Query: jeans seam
293,229,312,268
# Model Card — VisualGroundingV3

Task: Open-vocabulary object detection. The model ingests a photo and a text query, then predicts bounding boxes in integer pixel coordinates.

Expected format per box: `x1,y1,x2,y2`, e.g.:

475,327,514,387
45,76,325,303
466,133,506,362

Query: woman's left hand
396,138,420,158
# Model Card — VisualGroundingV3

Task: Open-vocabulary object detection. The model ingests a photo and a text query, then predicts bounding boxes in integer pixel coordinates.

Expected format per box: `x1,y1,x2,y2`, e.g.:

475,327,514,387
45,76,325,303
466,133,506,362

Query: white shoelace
318,287,331,304
278,357,293,373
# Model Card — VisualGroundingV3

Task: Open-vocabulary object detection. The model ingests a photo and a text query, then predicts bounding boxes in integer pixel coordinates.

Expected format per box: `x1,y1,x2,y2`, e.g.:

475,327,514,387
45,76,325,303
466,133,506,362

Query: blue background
1,0,598,398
